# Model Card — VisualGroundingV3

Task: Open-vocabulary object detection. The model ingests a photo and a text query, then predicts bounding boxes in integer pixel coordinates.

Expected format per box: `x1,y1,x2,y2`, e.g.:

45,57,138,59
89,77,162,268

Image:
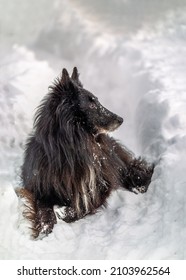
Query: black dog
20,67,153,238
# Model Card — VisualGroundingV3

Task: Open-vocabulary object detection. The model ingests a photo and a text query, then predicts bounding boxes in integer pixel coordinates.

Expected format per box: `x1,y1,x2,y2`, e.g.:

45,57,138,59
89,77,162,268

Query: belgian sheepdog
20,67,154,238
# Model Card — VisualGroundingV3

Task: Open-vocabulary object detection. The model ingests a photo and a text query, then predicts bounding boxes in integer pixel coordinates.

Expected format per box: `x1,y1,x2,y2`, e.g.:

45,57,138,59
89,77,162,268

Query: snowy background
0,0,186,259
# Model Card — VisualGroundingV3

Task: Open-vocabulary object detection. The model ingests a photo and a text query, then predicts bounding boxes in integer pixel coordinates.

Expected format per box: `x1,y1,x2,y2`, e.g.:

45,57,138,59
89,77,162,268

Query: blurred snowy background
0,0,186,259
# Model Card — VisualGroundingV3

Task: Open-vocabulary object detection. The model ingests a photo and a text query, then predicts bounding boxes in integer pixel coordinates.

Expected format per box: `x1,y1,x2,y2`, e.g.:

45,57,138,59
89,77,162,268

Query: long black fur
21,67,154,238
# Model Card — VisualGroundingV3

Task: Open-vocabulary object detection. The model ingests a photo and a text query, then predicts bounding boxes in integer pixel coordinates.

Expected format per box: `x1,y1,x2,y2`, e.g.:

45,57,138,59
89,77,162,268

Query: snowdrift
0,0,186,259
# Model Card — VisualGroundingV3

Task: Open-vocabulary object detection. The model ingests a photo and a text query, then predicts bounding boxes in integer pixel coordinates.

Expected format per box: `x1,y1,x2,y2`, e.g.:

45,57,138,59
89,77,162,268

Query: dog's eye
89,103,97,109
88,97,97,109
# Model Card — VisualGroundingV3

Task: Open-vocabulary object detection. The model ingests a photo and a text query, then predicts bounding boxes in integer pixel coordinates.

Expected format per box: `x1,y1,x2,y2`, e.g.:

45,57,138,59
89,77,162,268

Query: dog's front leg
111,139,154,193
18,188,57,238
34,201,57,237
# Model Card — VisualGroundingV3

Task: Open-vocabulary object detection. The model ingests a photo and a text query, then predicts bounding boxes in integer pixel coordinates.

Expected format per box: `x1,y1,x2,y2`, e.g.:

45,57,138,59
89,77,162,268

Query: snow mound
0,1,186,260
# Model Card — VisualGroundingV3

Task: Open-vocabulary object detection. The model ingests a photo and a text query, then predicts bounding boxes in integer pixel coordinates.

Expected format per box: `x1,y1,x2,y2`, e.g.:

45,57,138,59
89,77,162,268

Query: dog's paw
34,219,55,239
126,159,154,194
34,207,57,238
39,221,54,235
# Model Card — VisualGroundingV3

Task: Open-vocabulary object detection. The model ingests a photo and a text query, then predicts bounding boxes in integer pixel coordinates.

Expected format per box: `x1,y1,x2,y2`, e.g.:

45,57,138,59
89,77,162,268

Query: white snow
0,0,186,260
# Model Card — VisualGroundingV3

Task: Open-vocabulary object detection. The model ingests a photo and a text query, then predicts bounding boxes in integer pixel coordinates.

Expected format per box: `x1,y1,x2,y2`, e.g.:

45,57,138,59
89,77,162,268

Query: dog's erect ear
61,68,70,86
71,67,79,81
71,67,83,87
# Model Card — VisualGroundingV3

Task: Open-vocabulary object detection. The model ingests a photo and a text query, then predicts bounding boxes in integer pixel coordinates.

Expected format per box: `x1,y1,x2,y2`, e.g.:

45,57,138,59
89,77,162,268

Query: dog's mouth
95,116,123,135
108,116,123,132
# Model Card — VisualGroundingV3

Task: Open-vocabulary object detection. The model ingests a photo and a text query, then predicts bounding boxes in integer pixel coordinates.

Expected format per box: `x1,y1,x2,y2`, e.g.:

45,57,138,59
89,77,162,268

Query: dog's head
53,67,123,136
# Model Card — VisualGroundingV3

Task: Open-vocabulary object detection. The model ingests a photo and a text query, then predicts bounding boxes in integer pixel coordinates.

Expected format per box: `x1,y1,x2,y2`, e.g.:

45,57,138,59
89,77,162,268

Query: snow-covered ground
0,0,186,259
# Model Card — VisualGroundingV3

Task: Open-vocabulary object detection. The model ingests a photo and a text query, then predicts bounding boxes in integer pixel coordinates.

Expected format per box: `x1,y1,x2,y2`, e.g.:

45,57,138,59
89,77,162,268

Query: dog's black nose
117,116,124,125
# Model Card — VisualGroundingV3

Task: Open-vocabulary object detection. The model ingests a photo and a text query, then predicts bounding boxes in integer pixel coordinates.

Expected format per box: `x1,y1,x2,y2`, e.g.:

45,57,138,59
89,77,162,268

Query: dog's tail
16,188,38,238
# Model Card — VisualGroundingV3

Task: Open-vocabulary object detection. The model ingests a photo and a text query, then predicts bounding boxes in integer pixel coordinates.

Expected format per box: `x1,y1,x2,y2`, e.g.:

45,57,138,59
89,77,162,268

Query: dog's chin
95,122,123,136
108,122,122,132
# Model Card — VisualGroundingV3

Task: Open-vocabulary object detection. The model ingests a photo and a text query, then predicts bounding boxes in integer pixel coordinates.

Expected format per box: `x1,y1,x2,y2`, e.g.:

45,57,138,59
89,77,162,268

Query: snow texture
0,0,186,259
